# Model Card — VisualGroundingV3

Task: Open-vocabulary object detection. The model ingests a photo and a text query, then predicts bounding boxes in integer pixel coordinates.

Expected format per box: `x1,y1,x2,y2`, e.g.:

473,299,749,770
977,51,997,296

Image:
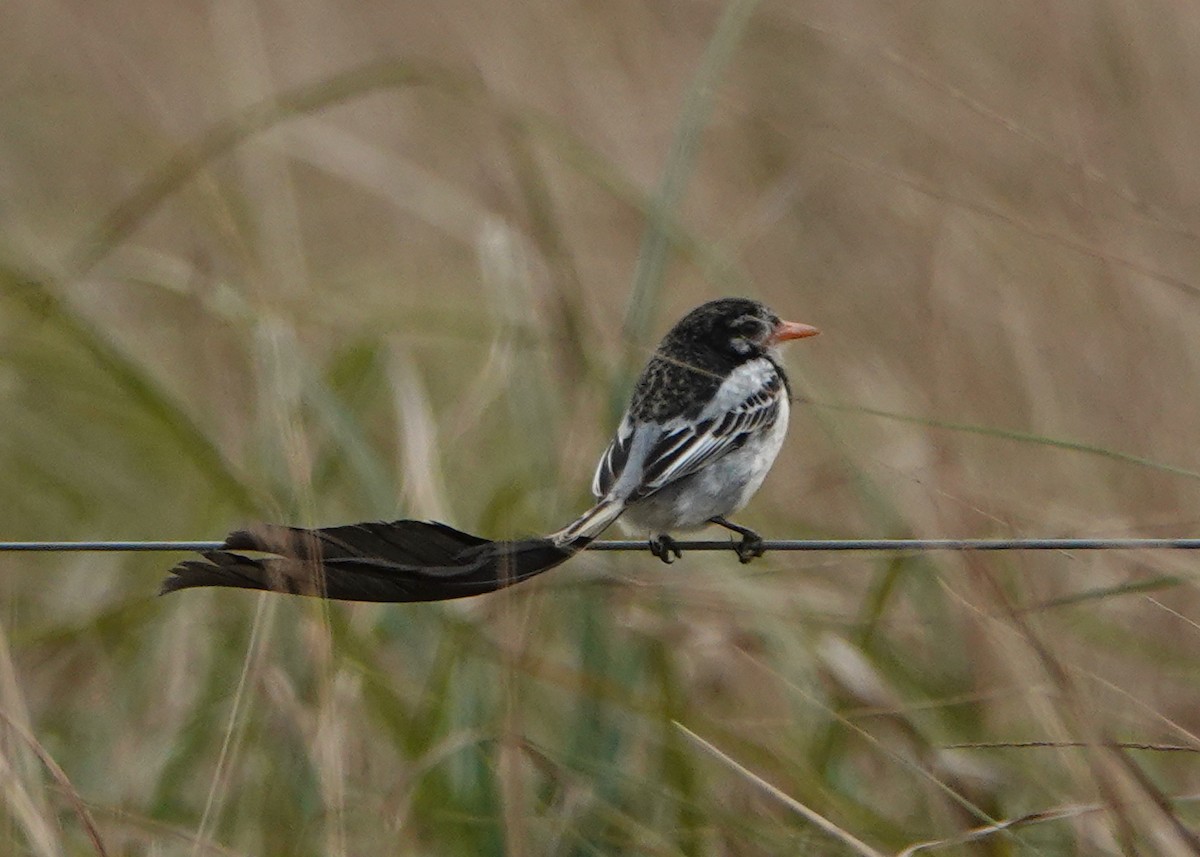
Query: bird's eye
735,318,764,337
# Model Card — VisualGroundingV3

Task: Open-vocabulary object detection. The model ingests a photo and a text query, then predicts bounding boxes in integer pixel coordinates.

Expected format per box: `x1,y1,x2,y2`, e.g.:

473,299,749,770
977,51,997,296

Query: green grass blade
68,60,468,277
816,401,1200,481
622,0,762,350
0,264,261,514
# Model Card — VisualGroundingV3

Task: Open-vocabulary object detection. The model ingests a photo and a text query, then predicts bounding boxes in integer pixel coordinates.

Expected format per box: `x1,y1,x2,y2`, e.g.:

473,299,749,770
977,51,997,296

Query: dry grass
2,0,1200,853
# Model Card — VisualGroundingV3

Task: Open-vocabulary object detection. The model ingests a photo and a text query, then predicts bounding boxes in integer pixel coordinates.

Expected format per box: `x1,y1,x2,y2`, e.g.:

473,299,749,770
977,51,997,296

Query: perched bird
162,298,818,602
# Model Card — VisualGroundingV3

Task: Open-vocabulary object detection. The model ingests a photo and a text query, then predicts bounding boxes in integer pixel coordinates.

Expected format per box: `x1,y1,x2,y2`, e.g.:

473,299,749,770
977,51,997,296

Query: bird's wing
592,413,636,498
631,387,781,500
593,382,782,503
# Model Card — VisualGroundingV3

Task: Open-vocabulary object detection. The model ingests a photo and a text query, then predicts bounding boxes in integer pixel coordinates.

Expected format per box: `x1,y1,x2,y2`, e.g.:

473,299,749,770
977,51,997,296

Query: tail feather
549,497,626,546
161,518,598,603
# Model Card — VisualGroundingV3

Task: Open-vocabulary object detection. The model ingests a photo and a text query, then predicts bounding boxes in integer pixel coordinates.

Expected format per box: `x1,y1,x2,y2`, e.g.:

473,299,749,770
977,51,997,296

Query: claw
734,534,765,564
649,534,683,564
709,516,766,563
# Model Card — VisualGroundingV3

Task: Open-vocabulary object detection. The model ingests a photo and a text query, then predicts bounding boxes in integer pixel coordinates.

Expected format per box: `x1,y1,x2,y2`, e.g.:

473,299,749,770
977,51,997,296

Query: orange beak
769,319,820,345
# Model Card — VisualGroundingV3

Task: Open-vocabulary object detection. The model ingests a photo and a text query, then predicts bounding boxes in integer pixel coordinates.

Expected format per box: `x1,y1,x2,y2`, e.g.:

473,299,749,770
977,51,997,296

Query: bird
161,297,819,603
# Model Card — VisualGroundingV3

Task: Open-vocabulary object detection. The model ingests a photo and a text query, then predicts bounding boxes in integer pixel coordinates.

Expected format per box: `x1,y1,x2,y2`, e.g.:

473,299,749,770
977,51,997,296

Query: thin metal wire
590,538,1200,551
1,538,1199,553
1,541,227,552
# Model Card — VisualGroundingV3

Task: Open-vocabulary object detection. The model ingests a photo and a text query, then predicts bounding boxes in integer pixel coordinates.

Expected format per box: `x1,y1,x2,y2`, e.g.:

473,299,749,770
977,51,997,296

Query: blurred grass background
2,0,1200,854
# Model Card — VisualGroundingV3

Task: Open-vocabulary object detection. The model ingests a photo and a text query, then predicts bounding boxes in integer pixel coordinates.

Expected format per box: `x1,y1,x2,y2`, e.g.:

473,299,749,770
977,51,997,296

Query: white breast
621,359,791,534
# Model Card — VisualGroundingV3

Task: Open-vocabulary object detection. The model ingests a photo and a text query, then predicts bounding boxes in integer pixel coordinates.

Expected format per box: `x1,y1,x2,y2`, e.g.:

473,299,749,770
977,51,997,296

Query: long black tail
160,520,593,603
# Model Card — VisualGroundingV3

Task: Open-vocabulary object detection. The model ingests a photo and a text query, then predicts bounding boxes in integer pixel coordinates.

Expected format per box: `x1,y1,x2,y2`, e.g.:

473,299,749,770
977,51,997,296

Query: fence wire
1,538,1199,553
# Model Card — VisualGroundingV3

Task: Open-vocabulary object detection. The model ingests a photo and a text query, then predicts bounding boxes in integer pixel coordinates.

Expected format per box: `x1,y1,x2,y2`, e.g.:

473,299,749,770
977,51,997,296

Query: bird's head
669,297,820,360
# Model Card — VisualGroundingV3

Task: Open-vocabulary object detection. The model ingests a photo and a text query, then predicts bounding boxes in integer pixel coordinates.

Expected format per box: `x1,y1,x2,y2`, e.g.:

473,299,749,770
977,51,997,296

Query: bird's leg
709,516,765,564
648,533,683,564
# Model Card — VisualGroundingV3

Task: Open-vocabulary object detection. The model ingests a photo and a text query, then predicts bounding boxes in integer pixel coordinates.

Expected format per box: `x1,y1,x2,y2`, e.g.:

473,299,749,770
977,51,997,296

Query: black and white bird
162,298,818,603
551,297,818,562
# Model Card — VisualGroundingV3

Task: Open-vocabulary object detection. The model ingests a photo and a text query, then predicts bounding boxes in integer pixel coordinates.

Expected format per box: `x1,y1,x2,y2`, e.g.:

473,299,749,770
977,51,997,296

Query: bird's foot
734,533,765,564
649,534,683,564
708,516,765,564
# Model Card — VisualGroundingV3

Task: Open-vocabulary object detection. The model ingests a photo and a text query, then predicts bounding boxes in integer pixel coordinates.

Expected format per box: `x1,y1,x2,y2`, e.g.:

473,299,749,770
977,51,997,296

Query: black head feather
663,298,781,357
629,298,785,422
